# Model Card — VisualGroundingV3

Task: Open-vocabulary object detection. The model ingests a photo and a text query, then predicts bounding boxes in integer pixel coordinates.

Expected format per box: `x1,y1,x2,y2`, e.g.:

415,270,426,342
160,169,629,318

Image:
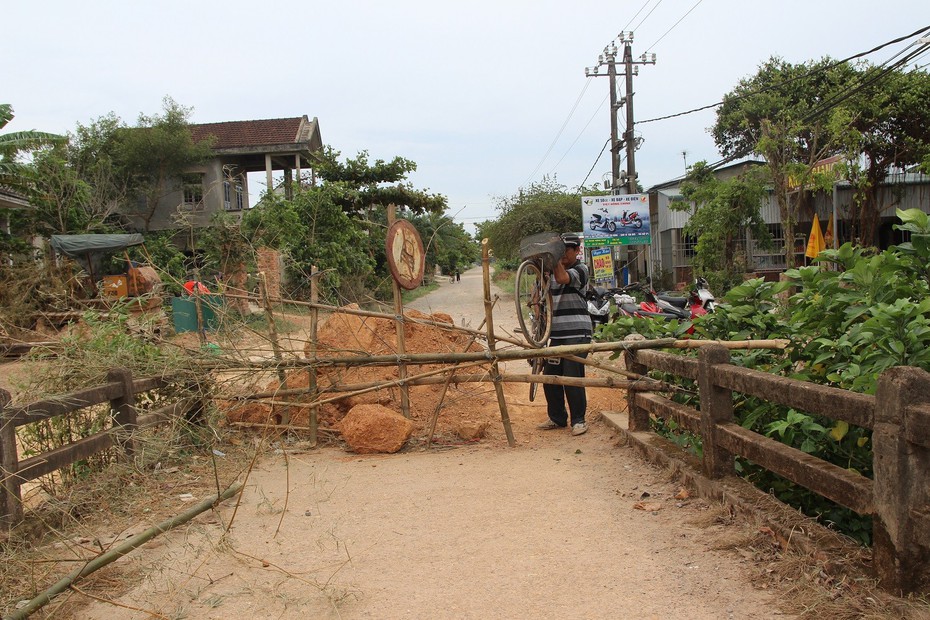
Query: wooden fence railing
626,343,930,595
0,368,205,524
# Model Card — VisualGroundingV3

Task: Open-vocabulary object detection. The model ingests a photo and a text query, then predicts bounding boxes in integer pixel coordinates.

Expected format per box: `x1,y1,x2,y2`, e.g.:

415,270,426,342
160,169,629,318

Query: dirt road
69,267,790,619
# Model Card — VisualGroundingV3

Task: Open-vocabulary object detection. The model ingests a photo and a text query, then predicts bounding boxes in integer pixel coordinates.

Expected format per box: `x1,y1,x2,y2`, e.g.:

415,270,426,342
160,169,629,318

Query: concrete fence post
108,368,137,461
624,339,650,431
872,366,930,595
0,388,22,524
697,344,734,478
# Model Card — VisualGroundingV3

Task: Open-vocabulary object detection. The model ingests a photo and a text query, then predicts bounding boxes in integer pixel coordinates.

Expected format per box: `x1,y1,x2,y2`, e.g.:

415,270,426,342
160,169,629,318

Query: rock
454,421,488,441
338,404,414,454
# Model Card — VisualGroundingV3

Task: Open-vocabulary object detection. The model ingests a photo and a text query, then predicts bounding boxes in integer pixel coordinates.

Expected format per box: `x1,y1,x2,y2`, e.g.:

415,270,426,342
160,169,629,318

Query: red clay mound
222,305,501,444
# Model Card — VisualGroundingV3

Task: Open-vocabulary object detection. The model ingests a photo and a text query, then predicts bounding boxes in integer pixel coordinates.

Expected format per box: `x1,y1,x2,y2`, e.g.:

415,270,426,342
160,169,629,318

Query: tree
834,66,930,245
676,161,772,292
713,58,859,267
113,97,215,230
407,211,479,278
27,142,124,235
483,176,589,264
0,104,64,194
312,147,447,216
241,184,374,302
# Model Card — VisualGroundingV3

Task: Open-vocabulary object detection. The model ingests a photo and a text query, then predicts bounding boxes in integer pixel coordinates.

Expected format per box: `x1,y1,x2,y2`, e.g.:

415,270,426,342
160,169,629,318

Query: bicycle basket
518,232,565,272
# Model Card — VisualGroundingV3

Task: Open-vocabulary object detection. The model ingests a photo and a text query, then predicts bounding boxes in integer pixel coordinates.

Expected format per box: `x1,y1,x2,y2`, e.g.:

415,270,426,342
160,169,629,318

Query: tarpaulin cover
50,234,144,258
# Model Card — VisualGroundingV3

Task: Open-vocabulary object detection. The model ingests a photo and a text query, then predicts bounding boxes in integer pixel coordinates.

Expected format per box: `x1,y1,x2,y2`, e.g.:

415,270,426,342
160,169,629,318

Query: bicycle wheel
528,355,544,402
514,259,553,348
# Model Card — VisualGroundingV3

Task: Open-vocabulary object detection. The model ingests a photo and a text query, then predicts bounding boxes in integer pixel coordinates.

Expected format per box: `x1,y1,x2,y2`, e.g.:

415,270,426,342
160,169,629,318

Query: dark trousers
543,338,589,427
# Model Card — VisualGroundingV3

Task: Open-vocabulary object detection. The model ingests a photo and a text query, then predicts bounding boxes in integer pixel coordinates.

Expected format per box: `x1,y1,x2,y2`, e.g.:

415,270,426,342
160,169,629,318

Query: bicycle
514,234,559,402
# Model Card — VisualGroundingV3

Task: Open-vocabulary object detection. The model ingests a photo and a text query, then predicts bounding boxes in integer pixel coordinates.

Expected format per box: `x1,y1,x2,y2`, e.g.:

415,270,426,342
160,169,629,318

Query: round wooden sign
385,219,425,290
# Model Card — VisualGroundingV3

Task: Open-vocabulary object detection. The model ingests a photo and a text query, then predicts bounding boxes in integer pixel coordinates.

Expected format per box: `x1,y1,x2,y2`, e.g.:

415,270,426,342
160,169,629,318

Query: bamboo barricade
225,338,676,372
219,337,788,373
219,289,788,354
482,239,516,447
251,373,664,410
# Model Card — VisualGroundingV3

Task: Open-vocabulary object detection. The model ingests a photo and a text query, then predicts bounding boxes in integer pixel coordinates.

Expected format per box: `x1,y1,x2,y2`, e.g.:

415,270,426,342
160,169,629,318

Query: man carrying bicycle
537,233,592,436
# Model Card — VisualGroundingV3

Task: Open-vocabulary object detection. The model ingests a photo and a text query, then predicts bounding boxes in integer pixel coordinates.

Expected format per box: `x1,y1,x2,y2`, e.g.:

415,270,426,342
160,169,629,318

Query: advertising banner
581,194,651,246
591,247,613,283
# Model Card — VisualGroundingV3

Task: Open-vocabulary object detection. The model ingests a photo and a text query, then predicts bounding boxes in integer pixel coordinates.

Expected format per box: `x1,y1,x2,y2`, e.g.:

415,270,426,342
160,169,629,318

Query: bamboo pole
482,239,515,447
221,292,791,354
224,367,678,414
307,361,488,409
670,339,789,349
259,273,287,385
221,337,679,371
308,265,319,446
387,204,411,419
6,483,243,620
221,292,523,347
221,337,790,373
254,373,667,406
229,422,339,434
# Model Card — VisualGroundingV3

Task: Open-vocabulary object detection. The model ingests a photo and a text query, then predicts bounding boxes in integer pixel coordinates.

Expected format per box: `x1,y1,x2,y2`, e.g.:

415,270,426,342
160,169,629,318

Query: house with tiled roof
132,115,322,232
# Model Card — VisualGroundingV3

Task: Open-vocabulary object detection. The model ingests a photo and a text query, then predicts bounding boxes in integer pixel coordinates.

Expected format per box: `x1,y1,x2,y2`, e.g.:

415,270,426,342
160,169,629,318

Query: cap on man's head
561,233,581,248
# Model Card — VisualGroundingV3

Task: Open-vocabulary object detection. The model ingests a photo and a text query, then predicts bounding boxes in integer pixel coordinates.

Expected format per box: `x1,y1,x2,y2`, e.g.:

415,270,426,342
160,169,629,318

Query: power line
579,138,612,189
638,24,930,125
547,92,609,177
698,40,930,174
800,41,930,125
644,0,704,54
631,0,663,33
621,0,654,33
521,80,593,187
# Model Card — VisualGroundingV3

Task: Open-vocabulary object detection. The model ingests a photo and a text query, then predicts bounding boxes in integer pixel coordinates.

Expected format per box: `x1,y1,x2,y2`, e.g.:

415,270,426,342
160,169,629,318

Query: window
223,181,231,210
182,173,204,207
235,184,245,210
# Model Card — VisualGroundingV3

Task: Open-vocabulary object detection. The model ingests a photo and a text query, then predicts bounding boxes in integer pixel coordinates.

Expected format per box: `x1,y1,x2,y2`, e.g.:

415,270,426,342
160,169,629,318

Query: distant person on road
537,233,592,436
455,270,460,282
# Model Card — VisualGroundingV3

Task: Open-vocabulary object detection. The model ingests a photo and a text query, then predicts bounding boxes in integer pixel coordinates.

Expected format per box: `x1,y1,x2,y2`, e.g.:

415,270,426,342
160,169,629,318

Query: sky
3,1,929,234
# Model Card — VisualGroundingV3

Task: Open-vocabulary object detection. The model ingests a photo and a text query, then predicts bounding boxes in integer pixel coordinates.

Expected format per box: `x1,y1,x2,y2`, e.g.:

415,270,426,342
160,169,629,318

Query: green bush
597,210,930,544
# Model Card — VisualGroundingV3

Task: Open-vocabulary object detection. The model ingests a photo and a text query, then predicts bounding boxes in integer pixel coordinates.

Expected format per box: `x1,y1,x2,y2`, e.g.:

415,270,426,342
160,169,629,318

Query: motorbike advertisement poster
581,194,652,245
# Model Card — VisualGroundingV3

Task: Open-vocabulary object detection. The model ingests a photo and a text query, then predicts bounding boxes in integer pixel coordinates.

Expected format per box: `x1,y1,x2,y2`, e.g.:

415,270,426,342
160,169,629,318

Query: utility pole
585,32,656,283
622,35,638,196
585,32,656,195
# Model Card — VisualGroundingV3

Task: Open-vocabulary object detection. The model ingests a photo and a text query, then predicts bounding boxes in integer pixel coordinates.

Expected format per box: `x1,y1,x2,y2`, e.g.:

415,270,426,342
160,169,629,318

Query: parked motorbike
612,282,692,321
586,286,612,329
656,277,717,318
618,210,644,229
689,277,717,313
588,207,617,233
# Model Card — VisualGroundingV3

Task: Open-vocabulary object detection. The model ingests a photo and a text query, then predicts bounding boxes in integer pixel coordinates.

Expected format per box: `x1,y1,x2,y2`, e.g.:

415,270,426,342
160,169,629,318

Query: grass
401,280,439,304
493,268,516,296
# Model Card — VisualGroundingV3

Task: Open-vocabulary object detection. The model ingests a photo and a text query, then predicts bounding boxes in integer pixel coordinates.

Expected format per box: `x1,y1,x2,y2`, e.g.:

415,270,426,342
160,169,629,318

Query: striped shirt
549,259,592,342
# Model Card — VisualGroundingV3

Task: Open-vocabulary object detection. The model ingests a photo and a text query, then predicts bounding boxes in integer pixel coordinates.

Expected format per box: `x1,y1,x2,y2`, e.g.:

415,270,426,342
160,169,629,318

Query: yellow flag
806,214,826,259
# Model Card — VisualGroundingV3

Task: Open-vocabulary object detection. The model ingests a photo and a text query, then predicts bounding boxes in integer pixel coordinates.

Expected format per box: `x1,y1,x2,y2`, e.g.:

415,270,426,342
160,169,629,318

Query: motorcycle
588,207,617,233
612,282,692,321
618,210,644,229
586,286,612,329
656,277,717,318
